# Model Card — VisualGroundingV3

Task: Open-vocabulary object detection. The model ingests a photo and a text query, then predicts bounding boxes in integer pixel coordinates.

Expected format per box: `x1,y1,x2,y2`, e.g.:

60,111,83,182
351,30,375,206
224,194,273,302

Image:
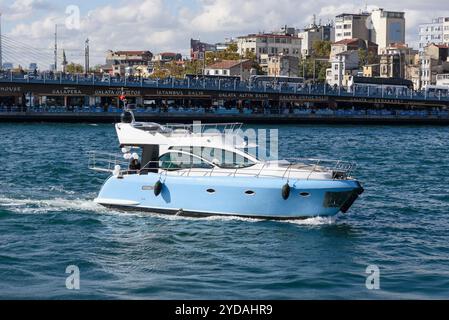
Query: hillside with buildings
2,8,449,92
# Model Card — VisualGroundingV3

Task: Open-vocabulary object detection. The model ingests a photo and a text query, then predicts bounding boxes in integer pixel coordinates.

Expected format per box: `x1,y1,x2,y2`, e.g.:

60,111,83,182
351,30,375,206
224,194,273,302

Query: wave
287,215,338,226
0,196,338,225
0,197,109,215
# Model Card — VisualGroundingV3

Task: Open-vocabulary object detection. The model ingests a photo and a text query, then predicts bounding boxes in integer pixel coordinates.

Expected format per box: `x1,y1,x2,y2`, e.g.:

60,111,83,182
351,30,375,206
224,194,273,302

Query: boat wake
0,196,338,225
0,197,109,215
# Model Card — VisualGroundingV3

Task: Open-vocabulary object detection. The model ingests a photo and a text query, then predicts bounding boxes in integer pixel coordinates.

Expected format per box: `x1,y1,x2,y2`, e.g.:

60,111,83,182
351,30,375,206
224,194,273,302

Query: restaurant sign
0,86,22,94
94,89,141,96
51,87,84,95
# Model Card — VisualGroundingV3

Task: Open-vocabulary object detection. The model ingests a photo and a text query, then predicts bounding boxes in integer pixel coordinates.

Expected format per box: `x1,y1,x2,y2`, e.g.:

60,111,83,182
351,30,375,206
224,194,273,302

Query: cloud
3,0,449,67
3,0,57,21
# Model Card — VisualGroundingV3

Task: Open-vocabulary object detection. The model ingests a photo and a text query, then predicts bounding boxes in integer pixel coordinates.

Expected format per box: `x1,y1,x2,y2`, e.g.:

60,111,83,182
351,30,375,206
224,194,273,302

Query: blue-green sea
1,123,448,299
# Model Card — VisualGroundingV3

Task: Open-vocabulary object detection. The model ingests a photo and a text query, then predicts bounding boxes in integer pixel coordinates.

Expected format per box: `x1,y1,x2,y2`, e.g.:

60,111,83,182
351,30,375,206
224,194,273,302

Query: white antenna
54,24,58,72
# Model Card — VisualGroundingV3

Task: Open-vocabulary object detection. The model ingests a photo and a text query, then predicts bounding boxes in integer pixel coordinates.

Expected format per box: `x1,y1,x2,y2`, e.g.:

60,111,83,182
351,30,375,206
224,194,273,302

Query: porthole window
300,192,310,197
245,190,256,196
207,189,216,194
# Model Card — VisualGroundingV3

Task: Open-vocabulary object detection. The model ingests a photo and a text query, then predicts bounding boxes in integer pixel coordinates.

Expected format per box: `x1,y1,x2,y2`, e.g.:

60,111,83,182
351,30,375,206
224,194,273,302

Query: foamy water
0,196,336,225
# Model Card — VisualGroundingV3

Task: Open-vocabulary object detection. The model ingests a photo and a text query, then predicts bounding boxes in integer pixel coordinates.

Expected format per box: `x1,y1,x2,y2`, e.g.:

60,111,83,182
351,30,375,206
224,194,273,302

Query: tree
150,68,170,79
312,41,332,58
166,61,186,78
298,41,332,83
66,63,84,74
184,60,204,76
358,49,379,68
90,64,102,73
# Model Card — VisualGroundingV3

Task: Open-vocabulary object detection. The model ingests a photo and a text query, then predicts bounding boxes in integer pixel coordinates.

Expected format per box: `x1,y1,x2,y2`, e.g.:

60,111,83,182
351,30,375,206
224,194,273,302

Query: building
106,50,153,66
105,50,153,77
125,65,154,78
204,60,253,80
378,43,419,83
267,55,299,77
153,52,183,64
405,53,421,90
363,64,380,77
191,39,216,60
420,43,449,88
335,13,371,43
236,33,302,63
380,54,402,78
298,23,335,57
370,8,406,53
215,38,236,52
29,63,38,72
330,38,378,59
2,62,13,70
326,50,360,87
418,17,449,52
436,74,449,87
335,9,405,53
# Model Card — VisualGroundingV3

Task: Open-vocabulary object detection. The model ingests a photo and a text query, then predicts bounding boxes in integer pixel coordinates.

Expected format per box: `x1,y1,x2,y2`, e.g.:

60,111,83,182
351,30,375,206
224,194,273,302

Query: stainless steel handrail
88,151,357,180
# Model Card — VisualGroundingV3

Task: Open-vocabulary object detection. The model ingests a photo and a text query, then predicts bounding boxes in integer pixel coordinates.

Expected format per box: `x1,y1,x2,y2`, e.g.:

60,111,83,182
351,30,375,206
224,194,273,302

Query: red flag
119,94,126,101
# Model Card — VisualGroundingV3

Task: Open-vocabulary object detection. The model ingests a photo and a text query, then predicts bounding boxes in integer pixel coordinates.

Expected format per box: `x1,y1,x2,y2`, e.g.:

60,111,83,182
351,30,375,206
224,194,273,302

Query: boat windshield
243,146,278,162
169,146,256,169
159,151,214,171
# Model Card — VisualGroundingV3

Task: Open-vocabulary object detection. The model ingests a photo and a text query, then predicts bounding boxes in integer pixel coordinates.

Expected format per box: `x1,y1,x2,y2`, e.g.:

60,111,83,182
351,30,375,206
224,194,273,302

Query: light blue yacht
90,109,364,220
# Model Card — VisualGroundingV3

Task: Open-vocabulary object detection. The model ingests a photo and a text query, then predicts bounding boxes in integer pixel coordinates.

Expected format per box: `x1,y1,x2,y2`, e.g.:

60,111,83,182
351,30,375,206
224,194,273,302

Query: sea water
1,123,448,299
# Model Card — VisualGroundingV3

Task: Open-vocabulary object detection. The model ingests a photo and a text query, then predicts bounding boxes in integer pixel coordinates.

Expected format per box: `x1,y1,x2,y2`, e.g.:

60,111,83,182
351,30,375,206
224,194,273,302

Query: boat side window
169,147,255,169
158,151,213,171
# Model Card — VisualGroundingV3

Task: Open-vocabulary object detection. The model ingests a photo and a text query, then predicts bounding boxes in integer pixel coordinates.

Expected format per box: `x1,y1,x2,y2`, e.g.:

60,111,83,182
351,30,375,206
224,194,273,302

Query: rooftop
238,33,300,39
113,51,152,56
336,12,370,18
206,60,250,70
333,38,378,47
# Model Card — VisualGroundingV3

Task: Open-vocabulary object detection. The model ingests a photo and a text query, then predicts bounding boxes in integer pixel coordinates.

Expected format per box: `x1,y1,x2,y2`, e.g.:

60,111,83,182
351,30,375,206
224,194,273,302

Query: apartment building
335,9,405,53
236,33,302,63
418,17,449,52
335,13,371,43
298,23,335,57
420,43,449,88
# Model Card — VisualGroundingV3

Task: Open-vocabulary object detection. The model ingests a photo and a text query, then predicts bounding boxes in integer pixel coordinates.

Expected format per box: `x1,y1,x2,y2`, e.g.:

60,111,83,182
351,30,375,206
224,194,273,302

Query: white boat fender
282,183,291,200
154,181,163,197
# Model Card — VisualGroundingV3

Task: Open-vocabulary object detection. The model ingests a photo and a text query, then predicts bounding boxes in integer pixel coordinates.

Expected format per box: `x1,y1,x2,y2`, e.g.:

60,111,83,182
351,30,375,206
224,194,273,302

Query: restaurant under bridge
0,75,449,124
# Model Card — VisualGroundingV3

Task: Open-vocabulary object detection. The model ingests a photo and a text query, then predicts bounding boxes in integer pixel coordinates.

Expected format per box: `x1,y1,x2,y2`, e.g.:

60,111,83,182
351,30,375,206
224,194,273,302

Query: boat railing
132,122,244,136
164,122,244,133
88,151,130,173
88,152,357,180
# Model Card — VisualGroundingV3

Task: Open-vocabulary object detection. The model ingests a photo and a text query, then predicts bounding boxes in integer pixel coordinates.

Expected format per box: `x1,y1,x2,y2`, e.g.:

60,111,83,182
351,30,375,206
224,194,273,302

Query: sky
0,0,449,67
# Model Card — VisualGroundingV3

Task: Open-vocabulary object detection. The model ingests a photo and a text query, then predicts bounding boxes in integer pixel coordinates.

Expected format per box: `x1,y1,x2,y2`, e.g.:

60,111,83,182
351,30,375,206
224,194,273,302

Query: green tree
166,61,186,78
312,41,332,58
358,49,379,68
184,60,204,76
299,41,332,83
66,63,84,74
90,64,102,73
